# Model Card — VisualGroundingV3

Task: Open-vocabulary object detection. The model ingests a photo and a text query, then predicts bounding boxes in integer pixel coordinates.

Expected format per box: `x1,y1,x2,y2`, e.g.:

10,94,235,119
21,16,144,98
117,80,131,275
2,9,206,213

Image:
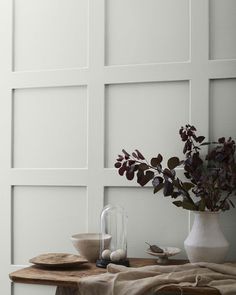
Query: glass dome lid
96,204,129,268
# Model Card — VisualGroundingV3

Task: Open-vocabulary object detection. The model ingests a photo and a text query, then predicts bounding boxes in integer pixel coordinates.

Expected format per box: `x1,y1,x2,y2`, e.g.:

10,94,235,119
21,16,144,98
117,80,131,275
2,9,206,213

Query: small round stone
116,249,126,260
110,251,121,262
101,249,111,260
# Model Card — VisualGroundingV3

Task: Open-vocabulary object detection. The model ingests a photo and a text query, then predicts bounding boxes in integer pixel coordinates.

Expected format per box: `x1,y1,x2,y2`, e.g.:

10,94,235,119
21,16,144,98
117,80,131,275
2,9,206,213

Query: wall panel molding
0,0,236,294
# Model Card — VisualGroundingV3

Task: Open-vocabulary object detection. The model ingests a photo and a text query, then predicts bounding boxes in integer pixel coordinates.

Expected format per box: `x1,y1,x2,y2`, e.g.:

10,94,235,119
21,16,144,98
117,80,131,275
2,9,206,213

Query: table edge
9,258,221,295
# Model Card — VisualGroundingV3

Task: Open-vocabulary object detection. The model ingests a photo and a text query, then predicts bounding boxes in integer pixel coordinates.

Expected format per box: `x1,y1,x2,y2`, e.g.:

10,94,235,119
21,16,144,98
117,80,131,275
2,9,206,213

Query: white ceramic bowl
71,233,111,262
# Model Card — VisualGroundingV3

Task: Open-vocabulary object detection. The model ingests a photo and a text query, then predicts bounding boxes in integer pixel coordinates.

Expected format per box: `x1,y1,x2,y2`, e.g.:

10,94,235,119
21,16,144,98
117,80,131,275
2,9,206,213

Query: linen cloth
74,262,236,295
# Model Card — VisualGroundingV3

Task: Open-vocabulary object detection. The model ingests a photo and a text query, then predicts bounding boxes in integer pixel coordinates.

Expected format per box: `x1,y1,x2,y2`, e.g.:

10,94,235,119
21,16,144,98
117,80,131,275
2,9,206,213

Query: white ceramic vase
184,211,229,263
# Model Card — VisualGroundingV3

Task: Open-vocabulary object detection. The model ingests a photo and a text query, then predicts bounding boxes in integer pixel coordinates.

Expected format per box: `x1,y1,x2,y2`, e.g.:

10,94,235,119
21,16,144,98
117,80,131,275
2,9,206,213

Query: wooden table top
9,258,220,295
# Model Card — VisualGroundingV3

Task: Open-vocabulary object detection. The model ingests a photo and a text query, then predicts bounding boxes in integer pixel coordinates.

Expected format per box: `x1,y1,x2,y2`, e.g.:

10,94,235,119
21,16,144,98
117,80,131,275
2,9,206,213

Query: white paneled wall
105,187,189,258
105,0,189,65
13,284,56,295
13,86,87,168
0,0,235,294
209,0,236,60
14,0,88,71
12,186,87,265
209,79,236,140
105,81,189,167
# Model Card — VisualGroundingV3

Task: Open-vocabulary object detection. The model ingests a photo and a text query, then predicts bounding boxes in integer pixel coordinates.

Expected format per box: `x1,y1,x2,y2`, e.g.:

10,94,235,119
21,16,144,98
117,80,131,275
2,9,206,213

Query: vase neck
193,211,220,229
194,211,220,219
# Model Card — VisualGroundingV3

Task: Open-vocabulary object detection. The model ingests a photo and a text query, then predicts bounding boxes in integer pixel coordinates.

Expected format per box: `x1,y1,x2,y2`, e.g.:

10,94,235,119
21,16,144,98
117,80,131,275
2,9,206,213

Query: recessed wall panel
14,0,88,71
210,79,236,141
209,79,236,261
105,187,188,258
105,81,189,167
12,186,87,265
220,211,236,260
13,86,87,168
209,0,236,60
13,284,56,295
105,0,189,65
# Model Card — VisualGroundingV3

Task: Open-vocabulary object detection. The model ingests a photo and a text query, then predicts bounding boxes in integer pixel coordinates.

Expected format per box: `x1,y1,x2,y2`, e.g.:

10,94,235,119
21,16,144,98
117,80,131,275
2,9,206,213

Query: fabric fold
76,262,236,295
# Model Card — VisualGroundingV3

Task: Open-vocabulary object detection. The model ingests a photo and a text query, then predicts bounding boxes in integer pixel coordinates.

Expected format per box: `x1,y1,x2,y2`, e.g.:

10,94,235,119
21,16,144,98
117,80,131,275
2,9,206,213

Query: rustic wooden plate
29,253,88,268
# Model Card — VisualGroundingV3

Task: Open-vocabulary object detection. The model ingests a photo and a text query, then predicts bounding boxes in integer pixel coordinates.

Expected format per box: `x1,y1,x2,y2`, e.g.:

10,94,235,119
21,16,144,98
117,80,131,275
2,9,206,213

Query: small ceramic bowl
71,233,111,262
146,247,181,264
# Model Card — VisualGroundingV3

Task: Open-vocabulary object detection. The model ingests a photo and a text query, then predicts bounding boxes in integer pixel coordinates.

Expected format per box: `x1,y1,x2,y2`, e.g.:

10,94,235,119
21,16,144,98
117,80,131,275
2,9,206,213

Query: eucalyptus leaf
145,242,164,253
182,182,195,191
153,183,164,194
163,180,173,196
114,162,122,168
198,198,206,211
122,149,130,157
163,168,173,178
182,200,197,210
172,200,183,207
115,124,236,212
167,157,180,170
135,149,145,160
138,163,149,171
126,170,134,181
196,136,205,143
151,157,160,167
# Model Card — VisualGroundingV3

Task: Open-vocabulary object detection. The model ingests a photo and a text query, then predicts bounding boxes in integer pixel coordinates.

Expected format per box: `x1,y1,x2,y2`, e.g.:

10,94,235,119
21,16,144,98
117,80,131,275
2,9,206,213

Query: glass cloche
96,204,129,268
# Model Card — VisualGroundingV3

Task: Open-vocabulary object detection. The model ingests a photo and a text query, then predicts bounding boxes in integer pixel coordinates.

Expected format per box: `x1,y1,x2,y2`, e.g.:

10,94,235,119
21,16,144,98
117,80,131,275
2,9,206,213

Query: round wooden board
29,253,88,268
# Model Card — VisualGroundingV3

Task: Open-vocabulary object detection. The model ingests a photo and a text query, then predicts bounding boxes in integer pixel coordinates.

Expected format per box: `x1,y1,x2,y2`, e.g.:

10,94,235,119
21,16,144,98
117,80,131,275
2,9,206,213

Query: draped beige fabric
75,262,236,295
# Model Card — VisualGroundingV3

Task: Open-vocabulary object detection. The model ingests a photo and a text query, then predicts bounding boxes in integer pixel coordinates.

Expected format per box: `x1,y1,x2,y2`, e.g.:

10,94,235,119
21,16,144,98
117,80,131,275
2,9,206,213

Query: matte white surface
210,79,236,140
220,210,236,260
12,186,87,265
0,0,236,294
14,0,88,71
71,233,111,262
209,78,236,261
189,210,236,261
105,187,188,259
105,82,189,167
13,86,87,168
105,0,189,65
209,0,236,60
13,284,56,295
185,212,229,263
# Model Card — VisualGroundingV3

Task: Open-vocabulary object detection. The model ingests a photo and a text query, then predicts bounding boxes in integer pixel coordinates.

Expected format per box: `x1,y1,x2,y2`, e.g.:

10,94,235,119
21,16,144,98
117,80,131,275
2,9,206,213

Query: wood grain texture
29,253,88,267
9,258,220,294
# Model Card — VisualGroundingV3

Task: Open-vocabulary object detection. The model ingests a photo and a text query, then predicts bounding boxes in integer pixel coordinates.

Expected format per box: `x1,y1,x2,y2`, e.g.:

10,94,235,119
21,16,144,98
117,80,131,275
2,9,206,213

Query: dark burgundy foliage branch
114,124,236,212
